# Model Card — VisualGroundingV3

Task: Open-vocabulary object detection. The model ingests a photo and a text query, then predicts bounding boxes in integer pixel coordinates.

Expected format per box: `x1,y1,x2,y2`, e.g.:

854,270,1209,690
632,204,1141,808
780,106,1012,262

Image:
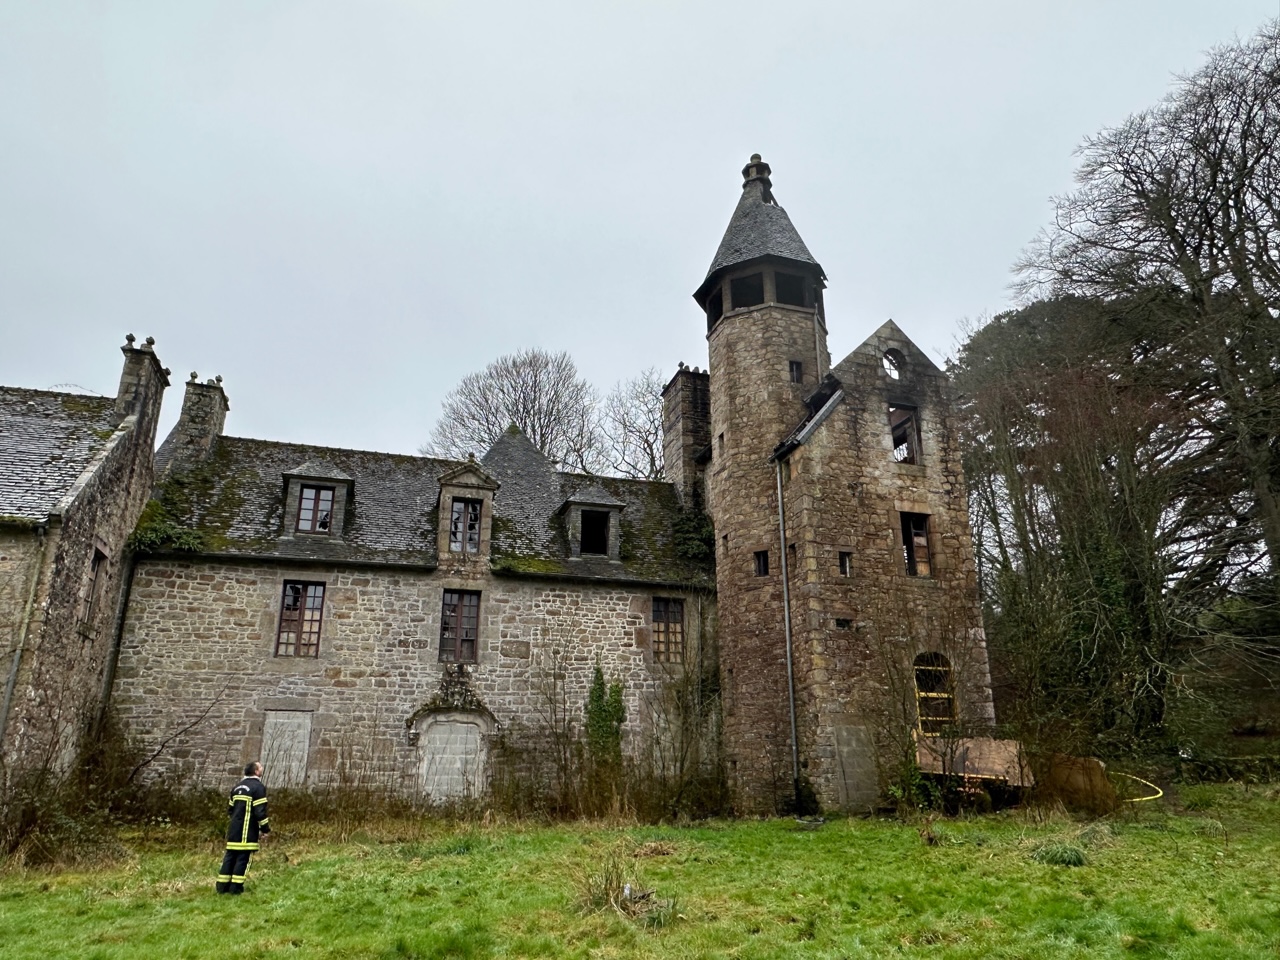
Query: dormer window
450,498,482,553
297,485,335,534
581,510,610,555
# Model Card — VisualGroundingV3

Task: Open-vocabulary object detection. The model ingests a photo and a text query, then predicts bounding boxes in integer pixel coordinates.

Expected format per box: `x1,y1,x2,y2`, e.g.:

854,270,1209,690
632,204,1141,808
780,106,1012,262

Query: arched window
882,348,906,379
914,652,955,736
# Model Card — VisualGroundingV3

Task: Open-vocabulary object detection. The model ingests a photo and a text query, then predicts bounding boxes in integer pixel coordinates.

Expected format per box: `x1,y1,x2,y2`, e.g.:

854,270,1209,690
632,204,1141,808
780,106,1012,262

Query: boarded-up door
418,718,486,800
262,710,312,788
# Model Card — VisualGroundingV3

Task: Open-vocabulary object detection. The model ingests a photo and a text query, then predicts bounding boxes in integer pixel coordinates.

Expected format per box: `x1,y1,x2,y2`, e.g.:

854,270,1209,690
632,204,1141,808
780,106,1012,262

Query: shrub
1031,842,1087,866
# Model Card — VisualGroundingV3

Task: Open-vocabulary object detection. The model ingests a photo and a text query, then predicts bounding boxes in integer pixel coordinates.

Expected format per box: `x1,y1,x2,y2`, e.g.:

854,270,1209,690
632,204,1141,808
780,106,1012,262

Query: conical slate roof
696,155,824,301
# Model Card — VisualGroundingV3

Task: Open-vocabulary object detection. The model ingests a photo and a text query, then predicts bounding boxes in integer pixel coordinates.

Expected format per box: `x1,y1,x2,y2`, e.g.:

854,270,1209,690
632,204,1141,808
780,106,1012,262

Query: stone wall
113,558,713,794
2,343,168,777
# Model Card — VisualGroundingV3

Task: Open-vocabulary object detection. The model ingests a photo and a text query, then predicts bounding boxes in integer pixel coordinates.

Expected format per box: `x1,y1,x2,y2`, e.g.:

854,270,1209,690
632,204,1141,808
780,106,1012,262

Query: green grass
2,784,1278,958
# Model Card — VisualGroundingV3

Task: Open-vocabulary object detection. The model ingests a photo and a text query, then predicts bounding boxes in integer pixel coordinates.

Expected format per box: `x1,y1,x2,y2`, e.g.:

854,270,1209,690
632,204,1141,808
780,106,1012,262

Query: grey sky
2,1,1276,455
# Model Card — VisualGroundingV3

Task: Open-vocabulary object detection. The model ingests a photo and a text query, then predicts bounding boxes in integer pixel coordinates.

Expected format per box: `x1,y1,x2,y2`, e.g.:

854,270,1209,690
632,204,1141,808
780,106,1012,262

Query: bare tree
421,348,606,472
600,368,665,481
1016,21,1280,575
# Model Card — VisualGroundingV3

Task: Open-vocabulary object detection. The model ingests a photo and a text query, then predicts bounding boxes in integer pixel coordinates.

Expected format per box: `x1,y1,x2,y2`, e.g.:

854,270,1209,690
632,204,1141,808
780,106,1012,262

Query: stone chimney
661,363,711,507
114,334,171,425
162,371,230,473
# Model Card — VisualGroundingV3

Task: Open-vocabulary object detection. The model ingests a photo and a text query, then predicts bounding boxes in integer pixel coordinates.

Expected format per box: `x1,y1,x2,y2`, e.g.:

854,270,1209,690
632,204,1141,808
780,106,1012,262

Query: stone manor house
1,158,1013,813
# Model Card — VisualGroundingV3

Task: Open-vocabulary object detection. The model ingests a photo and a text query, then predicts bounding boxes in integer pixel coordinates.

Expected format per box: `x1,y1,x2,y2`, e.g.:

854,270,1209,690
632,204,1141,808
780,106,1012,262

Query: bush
1031,842,1087,867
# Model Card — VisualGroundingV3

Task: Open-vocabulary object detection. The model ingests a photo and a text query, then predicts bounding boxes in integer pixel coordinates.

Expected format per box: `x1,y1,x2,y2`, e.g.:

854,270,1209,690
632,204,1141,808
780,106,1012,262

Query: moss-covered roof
0,387,120,521
149,429,715,588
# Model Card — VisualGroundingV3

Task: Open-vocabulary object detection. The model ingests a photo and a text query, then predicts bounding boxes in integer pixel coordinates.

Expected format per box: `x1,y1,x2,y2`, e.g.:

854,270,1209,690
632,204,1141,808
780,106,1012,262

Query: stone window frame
838,551,853,577
914,652,956,736
295,484,336,535
435,463,499,566
275,580,325,658
753,549,770,577
564,503,623,562
439,589,481,664
651,597,685,664
708,265,824,324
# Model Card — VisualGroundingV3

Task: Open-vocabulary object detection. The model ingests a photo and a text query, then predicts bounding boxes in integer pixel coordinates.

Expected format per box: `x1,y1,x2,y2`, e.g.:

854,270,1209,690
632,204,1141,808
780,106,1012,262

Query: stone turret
661,363,710,506
700,156,830,813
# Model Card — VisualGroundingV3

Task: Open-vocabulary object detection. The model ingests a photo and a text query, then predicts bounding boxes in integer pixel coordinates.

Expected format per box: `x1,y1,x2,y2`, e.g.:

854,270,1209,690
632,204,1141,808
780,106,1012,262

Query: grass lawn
1,784,1277,959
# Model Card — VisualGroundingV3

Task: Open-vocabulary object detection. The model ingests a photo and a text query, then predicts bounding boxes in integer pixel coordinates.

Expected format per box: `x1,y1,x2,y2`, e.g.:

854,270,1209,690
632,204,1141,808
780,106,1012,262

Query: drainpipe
96,549,138,737
774,461,801,801
1,523,49,753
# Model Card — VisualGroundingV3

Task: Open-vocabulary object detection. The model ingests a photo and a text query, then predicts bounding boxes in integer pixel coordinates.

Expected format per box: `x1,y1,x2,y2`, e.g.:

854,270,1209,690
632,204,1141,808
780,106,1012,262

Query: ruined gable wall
781,339,994,809
113,558,712,791
3,411,164,776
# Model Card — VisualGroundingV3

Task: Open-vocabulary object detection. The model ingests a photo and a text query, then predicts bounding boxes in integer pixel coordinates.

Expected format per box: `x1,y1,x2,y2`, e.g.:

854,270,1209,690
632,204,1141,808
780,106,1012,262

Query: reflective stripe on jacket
225,776,270,850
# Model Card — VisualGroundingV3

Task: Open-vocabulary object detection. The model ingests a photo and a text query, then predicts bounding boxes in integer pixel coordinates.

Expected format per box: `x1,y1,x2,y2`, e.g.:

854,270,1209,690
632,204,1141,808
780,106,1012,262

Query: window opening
901,513,932,577
706,289,724,331
789,360,804,383
652,597,685,664
775,272,807,307
839,551,853,577
788,542,797,568
276,581,325,657
439,589,480,663
835,618,853,630
914,652,956,736
580,510,610,555
889,405,921,464
297,485,335,534
882,349,905,379
717,433,725,459
449,498,482,553
82,548,107,624
753,550,770,576
730,273,764,309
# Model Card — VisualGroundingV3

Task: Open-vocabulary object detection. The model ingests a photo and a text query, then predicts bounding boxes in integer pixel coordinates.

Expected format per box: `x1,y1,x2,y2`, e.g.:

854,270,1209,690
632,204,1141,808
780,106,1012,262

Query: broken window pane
449,498,482,553
440,589,480,663
297,485,335,534
276,581,325,657
889,405,920,464
882,348,905,379
900,512,932,577
652,597,685,664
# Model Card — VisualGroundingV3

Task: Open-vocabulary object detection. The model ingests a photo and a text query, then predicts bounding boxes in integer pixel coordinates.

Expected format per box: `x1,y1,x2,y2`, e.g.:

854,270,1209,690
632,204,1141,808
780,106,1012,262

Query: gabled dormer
282,461,353,539
436,457,500,565
559,485,625,561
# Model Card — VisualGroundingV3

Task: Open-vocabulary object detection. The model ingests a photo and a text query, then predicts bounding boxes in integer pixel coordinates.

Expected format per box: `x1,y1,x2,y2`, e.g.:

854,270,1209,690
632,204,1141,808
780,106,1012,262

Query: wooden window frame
889,405,921,465
651,597,685,664
449,497,483,554
900,512,932,577
81,548,108,625
439,589,480,664
296,485,336,535
839,551,853,577
914,652,956,736
276,581,325,657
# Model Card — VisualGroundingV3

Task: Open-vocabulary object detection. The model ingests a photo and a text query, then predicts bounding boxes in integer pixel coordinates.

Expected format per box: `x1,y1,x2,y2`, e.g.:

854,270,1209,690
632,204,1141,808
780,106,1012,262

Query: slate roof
698,172,823,301
153,426,713,587
0,387,120,522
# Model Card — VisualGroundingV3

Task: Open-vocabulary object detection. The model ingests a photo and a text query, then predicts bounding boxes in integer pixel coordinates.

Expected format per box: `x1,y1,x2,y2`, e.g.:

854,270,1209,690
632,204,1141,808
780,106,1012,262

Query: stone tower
696,157,996,814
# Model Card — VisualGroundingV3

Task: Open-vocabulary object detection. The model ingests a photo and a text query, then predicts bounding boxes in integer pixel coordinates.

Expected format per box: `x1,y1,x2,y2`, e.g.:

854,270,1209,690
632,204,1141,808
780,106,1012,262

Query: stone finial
162,367,171,376
144,336,155,346
678,361,687,371
189,372,198,382
125,333,136,346
742,154,772,185
215,375,223,385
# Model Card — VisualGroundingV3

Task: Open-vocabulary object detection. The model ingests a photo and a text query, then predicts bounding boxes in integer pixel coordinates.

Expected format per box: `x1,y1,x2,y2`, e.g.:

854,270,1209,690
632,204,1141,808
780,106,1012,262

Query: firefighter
215,761,270,894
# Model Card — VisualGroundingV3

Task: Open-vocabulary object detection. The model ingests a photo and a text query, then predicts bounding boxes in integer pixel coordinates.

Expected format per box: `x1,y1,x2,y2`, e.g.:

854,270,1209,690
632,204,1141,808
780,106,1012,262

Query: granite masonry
0,337,169,782
4,158,1006,813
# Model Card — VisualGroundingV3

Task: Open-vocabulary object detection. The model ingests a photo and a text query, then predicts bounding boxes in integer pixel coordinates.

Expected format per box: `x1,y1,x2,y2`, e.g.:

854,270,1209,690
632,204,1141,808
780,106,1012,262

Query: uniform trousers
215,848,254,894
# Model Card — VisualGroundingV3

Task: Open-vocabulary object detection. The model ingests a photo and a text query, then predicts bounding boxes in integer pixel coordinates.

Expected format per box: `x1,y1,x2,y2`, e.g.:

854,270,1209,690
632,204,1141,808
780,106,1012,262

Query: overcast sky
2,1,1277,455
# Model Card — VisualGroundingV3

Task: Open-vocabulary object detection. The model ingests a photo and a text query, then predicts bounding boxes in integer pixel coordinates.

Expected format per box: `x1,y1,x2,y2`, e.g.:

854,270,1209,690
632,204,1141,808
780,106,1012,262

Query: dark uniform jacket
225,776,270,851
